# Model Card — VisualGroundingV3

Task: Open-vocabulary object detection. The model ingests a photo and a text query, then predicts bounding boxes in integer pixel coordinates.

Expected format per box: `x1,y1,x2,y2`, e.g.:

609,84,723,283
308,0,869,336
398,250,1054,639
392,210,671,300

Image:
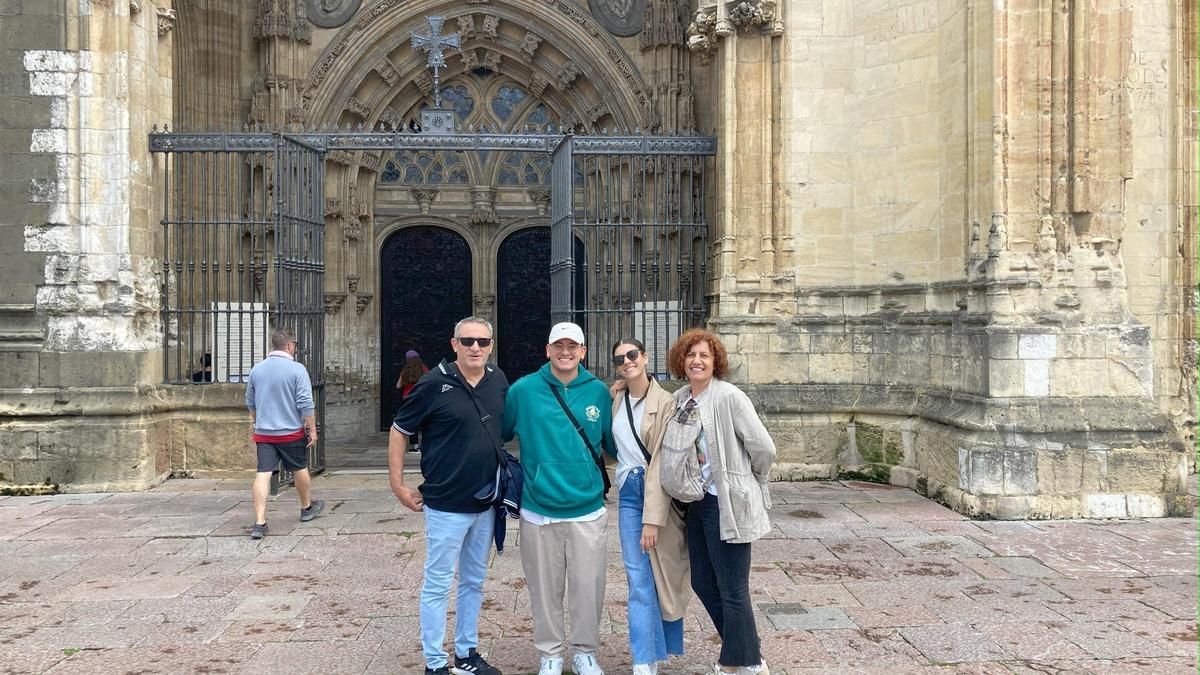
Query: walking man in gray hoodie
245,326,324,538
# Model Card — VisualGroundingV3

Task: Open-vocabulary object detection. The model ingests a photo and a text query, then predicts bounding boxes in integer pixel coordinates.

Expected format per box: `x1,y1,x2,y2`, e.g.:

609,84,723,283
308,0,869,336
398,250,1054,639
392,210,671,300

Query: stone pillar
689,0,788,320
1,1,175,491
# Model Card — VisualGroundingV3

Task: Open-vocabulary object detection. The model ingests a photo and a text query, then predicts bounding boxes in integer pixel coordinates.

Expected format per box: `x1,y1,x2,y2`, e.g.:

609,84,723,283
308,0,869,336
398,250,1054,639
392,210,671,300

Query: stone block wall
0,1,176,492
697,0,1194,517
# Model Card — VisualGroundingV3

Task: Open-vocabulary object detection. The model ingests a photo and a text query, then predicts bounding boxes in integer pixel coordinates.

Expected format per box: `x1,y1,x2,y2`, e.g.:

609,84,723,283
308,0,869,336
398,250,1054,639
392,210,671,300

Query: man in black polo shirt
389,316,508,675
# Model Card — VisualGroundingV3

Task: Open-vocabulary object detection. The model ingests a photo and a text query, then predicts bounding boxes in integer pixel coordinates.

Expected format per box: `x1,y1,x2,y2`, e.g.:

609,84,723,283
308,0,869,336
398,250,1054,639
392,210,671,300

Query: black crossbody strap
547,382,597,457
624,392,652,464
450,363,505,465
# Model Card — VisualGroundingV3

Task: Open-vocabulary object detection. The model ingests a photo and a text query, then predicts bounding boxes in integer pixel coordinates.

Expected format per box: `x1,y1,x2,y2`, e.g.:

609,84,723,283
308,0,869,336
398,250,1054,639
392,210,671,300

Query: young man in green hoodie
502,322,616,675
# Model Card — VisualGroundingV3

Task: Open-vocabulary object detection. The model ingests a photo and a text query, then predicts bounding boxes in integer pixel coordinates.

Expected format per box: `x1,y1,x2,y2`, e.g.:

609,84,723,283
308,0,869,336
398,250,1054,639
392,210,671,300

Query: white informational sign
211,302,270,383
633,300,681,376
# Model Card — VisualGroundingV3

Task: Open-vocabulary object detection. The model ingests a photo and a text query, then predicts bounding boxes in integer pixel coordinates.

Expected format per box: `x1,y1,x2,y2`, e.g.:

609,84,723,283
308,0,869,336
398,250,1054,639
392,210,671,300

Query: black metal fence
151,131,327,476
552,135,715,380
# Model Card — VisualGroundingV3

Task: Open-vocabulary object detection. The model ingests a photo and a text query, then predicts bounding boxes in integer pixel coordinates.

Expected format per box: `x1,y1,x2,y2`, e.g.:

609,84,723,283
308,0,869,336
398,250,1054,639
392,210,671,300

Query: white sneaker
538,656,563,675
632,664,657,675
571,652,604,675
738,663,769,675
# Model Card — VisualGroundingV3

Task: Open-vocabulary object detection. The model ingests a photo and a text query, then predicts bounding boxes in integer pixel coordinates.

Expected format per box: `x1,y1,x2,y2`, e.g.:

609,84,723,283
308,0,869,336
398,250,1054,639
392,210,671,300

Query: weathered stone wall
0,1,176,492
696,0,1194,517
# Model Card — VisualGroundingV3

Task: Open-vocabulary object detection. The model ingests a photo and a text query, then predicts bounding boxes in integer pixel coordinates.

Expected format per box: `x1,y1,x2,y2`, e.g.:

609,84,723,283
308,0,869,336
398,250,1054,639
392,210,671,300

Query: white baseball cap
548,322,585,345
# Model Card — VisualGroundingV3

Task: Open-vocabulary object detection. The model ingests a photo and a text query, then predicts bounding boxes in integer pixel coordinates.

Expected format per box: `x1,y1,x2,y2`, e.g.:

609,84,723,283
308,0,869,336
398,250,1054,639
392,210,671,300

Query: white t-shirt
612,392,647,492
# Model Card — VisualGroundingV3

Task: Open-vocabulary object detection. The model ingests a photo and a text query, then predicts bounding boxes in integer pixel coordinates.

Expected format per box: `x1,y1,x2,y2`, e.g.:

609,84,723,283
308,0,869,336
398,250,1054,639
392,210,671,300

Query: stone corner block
1018,333,1057,359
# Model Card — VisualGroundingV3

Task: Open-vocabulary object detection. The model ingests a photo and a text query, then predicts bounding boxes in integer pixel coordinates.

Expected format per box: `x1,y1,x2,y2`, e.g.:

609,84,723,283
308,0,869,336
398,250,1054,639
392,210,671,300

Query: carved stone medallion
307,0,363,29
587,0,644,37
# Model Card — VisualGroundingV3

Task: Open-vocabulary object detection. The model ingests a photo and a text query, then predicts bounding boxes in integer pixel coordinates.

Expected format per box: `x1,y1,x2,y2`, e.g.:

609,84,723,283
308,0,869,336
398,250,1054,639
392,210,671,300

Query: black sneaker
250,522,268,539
453,648,501,675
425,667,451,675
300,499,325,522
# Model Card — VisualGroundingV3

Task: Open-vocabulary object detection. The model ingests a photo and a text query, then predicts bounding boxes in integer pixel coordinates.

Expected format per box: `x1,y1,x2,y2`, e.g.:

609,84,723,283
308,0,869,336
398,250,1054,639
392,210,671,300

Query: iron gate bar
151,130,716,155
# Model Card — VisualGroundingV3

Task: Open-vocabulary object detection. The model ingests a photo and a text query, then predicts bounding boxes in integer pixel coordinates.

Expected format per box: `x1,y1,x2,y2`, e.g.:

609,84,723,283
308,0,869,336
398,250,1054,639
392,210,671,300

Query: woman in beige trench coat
609,338,690,675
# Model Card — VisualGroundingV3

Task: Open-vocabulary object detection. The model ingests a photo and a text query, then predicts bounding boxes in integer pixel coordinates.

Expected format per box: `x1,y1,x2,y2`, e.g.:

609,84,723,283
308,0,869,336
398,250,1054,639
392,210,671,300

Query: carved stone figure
306,0,362,29
588,0,645,37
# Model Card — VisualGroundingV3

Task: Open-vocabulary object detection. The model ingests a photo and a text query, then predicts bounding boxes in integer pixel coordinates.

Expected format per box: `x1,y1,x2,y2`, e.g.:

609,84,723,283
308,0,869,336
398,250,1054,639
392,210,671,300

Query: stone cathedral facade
0,0,1194,518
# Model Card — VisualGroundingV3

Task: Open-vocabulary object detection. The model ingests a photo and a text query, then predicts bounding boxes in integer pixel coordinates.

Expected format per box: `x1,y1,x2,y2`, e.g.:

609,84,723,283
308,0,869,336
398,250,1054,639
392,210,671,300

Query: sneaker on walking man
246,327,324,539
390,317,508,675
502,322,616,675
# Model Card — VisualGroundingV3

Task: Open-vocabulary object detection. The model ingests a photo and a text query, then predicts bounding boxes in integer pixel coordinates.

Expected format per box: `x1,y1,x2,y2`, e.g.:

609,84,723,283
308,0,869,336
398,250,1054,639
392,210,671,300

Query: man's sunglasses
611,349,642,366
456,337,493,348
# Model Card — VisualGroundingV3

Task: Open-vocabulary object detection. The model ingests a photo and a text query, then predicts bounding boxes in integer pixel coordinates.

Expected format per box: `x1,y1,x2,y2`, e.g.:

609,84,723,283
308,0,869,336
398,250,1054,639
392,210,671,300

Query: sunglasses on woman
456,337,493,347
611,348,641,365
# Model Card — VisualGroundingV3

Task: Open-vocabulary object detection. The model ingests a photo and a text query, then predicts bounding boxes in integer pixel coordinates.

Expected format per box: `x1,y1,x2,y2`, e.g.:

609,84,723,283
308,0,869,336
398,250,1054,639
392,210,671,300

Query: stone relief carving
374,59,400,86
380,106,404,130
306,0,363,29
346,96,371,118
411,188,439,214
346,274,361,293
641,0,685,50
588,0,646,37
461,49,481,71
469,187,498,225
481,15,500,39
556,62,582,89
324,292,346,314
458,15,475,39
686,6,726,65
527,189,551,216
529,73,549,97
156,7,176,37
483,50,502,73
415,72,433,94
520,31,543,61
355,293,373,314
726,0,781,33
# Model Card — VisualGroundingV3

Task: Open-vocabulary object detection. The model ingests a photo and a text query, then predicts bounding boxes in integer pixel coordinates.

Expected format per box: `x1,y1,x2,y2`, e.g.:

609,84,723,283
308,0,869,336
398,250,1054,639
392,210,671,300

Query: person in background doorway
192,353,213,382
397,349,429,452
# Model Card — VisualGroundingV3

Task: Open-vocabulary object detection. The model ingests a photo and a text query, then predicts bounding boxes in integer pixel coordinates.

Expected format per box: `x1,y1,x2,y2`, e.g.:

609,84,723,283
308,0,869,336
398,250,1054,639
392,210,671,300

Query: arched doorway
379,226,472,429
497,227,588,382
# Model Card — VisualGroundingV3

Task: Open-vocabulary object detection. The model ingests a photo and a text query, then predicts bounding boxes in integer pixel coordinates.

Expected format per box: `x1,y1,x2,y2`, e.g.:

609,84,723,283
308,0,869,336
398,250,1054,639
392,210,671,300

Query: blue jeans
421,507,495,669
687,493,761,667
619,468,684,665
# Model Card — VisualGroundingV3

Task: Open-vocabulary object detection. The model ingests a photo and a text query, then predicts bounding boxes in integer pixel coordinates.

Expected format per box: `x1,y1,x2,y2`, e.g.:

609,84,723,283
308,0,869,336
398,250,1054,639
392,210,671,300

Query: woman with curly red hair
662,329,776,674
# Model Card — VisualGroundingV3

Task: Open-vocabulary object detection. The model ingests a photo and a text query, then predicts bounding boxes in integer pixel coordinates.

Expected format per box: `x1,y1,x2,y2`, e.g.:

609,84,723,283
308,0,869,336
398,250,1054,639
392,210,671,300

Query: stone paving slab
0,476,1195,674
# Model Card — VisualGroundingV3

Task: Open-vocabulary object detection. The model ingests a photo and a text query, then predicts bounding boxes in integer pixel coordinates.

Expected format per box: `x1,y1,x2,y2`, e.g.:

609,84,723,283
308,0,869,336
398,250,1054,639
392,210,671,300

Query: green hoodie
502,362,616,518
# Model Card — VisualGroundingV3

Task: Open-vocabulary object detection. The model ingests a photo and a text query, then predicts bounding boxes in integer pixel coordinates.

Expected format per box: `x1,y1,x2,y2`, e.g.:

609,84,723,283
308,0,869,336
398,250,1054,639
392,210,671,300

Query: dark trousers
686,493,762,667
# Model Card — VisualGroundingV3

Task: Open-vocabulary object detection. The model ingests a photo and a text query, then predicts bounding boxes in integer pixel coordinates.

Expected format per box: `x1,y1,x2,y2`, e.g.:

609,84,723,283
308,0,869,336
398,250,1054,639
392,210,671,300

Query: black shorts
256,438,308,473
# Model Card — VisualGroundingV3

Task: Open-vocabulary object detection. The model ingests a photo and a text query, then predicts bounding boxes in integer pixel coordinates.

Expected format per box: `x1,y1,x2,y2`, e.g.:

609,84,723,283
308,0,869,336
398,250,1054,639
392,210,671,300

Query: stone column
689,0,788,319
2,1,174,491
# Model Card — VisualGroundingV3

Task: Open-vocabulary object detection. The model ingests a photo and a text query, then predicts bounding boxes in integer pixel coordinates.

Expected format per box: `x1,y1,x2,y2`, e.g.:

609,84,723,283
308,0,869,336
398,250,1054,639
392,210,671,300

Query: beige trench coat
671,378,776,544
611,378,691,622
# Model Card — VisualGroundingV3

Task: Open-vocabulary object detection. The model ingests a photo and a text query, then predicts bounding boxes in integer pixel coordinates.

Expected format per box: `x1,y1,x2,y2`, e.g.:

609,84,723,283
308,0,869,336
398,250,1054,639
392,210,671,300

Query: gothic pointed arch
298,0,655,131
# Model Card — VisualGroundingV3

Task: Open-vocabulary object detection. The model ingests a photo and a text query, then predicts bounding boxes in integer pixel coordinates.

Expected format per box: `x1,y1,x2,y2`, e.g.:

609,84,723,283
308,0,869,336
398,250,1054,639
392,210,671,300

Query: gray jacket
675,378,776,543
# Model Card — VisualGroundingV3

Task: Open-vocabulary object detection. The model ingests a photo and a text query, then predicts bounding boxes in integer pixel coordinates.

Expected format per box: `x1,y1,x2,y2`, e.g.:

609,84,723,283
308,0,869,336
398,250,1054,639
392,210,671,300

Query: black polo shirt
392,360,508,513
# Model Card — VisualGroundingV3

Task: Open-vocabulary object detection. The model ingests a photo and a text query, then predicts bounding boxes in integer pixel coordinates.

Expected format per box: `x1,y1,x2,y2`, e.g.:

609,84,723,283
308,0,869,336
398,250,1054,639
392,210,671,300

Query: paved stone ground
0,476,1195,674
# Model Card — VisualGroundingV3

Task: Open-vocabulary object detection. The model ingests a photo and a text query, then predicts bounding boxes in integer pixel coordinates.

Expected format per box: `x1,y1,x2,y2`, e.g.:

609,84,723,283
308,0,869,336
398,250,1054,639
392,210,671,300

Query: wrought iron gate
151,131,327,480
151,127,713,475
551,135,715,379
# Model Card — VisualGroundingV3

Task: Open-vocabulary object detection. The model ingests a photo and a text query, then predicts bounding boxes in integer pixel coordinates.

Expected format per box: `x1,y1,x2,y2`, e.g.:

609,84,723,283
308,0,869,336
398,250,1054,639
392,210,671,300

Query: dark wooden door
379,226,472,429
497,227,551,383
497,227,587,383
